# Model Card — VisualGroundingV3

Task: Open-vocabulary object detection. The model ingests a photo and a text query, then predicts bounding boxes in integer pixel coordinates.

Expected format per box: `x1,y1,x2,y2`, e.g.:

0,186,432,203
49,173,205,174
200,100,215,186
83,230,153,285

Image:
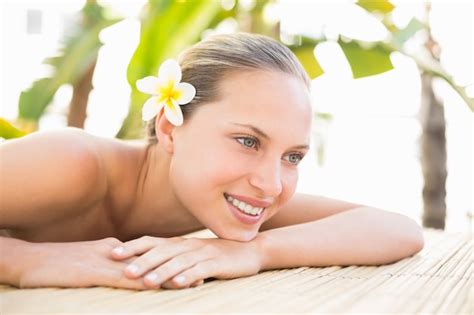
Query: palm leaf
18,2,120,122
339,39,394,78
117,0,223,139
0,118,27,139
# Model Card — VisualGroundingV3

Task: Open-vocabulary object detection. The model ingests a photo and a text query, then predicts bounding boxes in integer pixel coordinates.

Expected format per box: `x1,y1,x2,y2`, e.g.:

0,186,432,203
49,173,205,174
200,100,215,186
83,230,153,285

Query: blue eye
236,136,259,149
285,153,304,165
235,136,305,165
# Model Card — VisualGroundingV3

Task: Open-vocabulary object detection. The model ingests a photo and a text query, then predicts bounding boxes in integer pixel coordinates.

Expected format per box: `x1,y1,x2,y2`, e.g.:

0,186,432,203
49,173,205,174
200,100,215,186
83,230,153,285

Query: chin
211,226,258,242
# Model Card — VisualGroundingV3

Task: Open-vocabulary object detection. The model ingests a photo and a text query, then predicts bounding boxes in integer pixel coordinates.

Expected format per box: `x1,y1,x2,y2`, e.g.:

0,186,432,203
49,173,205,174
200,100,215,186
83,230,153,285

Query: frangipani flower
136,59,196,126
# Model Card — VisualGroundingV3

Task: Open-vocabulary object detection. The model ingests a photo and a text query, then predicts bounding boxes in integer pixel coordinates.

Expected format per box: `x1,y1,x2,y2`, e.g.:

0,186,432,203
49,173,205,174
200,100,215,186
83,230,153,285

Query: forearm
0,236,35,286
255,207,425,270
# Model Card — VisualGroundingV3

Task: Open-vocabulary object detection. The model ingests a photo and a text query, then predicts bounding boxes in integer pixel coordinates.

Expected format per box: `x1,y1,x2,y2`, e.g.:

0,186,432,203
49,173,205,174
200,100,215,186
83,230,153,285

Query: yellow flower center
157,79,182,109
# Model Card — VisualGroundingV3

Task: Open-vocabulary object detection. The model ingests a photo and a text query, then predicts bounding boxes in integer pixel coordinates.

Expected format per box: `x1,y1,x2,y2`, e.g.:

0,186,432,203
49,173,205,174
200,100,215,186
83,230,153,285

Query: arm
260,193,364,231
105,210,423,291
0,128,145,289
0,237,30,285
106,196,424,290
255,206,425,270
0,235,147,289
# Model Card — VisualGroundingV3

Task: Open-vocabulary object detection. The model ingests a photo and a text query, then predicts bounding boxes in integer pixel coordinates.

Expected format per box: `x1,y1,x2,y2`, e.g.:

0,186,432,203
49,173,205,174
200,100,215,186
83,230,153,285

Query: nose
248,156,283,198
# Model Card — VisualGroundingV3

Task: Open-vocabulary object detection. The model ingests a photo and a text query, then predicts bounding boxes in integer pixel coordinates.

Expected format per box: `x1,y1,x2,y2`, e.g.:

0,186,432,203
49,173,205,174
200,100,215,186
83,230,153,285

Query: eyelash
234,136,305,165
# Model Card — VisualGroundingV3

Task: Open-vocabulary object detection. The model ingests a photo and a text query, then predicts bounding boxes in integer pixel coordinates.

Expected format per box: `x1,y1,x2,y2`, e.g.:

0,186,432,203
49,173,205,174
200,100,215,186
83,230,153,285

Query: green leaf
291,45,324,79
18,2,120,122
356,0,394,14
127,0,221,84
0,118,27,139
339,39,394,78
393,18,425,48
287,36,324,80
18,78,57,120
118,0,223,139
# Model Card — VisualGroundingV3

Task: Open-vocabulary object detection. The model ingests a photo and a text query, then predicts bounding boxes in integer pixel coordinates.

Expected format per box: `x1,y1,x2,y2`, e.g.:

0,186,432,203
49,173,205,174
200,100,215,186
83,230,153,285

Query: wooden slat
0,229,472,314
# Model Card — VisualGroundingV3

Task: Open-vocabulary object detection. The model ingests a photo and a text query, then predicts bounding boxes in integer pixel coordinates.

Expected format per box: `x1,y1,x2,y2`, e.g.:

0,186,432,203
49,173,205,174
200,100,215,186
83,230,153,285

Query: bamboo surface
1,228,472,314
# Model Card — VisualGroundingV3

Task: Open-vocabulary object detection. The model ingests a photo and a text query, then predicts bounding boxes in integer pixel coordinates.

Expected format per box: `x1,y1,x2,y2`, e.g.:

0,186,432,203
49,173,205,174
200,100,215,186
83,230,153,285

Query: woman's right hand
15,237,148,290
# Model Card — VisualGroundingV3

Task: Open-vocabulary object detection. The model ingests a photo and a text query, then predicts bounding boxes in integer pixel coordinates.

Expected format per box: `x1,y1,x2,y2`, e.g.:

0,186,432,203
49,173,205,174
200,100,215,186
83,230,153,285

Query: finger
123,241,197,279
190,279,205,287
110,236,167,260
161,259,217,289
122,256,141,265
164,278,203,289
110,274,149,291
142,250,209,288
100,262,149,291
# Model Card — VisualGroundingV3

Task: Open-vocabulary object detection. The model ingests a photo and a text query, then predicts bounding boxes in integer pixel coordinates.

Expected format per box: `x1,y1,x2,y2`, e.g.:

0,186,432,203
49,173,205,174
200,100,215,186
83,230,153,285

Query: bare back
0,128,200,242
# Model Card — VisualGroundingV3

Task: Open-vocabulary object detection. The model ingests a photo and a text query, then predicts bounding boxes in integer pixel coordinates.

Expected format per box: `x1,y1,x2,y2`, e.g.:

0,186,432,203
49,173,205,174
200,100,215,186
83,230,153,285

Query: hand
110,235,264,289
17,237,148,290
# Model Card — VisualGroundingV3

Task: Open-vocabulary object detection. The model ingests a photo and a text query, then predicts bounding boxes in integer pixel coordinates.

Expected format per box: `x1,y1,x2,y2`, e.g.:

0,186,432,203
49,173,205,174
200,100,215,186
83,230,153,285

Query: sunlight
1,0,471,232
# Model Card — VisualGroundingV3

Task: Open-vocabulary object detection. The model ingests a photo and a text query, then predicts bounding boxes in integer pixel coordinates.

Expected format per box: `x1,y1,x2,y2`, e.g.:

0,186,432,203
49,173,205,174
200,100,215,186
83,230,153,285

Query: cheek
279,170,298,205
193,141,253,186
199,158,255,196
169,142,244,199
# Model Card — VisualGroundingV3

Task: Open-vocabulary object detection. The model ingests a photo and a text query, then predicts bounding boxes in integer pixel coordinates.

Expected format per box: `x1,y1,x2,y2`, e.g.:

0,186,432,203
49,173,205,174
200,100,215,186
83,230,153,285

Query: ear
154,109,176,154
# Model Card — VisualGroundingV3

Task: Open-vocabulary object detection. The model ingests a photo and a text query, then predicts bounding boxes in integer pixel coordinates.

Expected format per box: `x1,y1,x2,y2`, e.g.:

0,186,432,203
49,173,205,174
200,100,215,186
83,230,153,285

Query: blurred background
1,0,472,233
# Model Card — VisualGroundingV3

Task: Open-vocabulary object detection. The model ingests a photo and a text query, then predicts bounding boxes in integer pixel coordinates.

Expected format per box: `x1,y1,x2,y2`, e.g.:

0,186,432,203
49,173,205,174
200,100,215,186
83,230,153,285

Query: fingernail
145,273,159,283
113,246,125,255
126,264,139,275
174,275,185,284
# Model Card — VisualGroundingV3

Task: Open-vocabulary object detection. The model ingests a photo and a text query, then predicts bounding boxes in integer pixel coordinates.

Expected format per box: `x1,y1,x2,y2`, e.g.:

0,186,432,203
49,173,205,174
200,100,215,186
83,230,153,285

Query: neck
127,143,203,238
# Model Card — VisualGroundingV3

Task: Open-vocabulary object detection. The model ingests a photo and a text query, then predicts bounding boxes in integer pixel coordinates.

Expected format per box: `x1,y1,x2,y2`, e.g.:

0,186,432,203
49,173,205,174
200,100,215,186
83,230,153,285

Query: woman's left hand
109,236,264,289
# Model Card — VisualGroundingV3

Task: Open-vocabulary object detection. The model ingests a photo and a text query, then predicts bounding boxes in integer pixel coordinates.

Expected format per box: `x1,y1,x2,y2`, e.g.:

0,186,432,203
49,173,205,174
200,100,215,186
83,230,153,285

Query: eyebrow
230,123,310,150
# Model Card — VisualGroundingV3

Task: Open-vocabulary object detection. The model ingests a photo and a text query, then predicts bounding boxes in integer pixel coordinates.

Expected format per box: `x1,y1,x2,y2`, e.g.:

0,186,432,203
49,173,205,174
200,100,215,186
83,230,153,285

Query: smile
224,194,264,216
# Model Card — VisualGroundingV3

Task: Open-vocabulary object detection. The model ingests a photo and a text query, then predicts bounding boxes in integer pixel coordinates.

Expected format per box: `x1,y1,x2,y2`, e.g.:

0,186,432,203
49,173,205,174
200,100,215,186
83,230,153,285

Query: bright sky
1,0,472,232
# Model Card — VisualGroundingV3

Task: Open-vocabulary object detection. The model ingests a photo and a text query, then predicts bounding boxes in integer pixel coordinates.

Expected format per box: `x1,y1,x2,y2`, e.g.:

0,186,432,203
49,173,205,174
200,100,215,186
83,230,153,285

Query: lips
225,195,264,224
224,193,272,208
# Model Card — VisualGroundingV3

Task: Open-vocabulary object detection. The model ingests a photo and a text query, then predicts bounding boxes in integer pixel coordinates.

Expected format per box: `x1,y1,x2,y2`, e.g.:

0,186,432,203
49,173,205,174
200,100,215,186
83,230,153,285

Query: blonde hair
146,32,310,144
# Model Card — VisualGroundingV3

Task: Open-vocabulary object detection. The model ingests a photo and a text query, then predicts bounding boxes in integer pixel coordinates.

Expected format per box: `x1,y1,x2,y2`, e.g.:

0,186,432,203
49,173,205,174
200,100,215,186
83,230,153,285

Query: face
169,70,312,241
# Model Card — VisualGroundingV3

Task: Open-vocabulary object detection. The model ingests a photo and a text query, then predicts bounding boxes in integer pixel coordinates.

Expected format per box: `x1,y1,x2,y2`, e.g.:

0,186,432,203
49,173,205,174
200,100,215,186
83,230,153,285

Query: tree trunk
67,61,96,128
419,73,447,229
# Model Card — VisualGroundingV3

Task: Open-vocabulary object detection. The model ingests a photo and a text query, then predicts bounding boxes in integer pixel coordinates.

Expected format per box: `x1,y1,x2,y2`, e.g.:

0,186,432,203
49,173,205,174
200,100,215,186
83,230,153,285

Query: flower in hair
136,59,196,126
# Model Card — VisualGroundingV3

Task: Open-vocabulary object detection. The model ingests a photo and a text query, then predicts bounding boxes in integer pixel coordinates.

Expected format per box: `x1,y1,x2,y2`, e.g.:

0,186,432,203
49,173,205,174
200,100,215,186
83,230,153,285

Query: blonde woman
0,32,424,290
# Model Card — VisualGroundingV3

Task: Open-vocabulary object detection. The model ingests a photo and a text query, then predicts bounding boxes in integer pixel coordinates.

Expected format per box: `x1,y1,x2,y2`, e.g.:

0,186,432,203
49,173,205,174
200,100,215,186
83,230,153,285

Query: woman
0,32,424,290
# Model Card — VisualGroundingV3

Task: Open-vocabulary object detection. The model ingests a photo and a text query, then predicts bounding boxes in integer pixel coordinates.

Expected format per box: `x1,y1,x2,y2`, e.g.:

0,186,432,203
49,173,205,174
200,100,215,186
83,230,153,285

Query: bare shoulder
0,127,108,229
259,193,362,232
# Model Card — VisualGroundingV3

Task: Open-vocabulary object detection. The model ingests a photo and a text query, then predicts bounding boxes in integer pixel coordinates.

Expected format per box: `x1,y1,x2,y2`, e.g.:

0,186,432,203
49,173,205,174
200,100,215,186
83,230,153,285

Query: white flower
136,59,196,126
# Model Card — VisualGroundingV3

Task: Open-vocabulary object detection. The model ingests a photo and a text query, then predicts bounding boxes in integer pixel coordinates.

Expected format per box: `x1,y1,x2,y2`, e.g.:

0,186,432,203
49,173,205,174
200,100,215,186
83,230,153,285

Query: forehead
195,70,313,140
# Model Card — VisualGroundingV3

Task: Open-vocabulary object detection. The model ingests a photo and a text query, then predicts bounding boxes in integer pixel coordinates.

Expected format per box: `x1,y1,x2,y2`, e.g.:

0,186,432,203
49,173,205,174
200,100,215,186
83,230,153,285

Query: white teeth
225,194,264,216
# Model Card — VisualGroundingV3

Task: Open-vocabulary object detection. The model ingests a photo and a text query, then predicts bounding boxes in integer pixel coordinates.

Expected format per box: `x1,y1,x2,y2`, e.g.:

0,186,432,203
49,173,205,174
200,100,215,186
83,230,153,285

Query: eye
235,136,305,165
284,153,305,165
235,136,260,149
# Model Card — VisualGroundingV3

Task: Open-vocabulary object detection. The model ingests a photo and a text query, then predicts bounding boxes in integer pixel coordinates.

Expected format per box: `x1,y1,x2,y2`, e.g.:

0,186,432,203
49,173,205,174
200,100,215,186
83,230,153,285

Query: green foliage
116,0,225,139
18,1,120,122
19,78,56,121
338,39,394,79
392,18,424,49
0,118,27,139
289,37,324,79
356,4,473,111
15,0,472,140
356,0,394,14
126,0,222,85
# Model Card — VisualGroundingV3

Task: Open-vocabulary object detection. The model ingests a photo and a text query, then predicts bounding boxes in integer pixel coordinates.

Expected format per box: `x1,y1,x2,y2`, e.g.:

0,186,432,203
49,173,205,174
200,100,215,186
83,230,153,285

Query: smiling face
169,70,312,241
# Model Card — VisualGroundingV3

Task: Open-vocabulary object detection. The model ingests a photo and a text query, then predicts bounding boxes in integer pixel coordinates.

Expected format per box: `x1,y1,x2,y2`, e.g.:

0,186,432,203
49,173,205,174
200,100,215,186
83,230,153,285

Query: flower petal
136,76,160,95
164,98,184,126
176,82,196,105
142,97,165,121
158,59,182,84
